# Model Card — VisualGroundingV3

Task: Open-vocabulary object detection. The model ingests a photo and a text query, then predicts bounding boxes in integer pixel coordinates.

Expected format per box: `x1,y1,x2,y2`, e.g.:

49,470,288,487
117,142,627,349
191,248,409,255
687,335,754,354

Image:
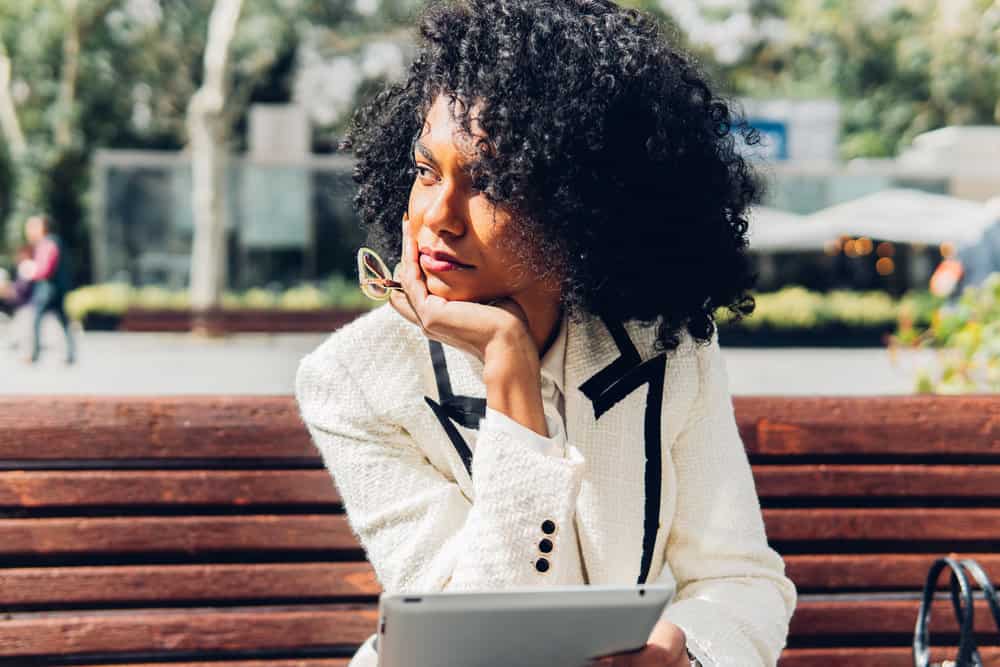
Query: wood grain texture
77,662,349,667
764,508,1000,541
14,509,994,555
0,606,378,656
790,599,1000,636
734,396,999,456
785,553,1000,590
0,515,358,554
0,395,995,460
755,464,1000,497
0,470,340,507
1,563,379,605
77,662,350,667
778,646,1000,667
4,465,1000,506
0,396,314,460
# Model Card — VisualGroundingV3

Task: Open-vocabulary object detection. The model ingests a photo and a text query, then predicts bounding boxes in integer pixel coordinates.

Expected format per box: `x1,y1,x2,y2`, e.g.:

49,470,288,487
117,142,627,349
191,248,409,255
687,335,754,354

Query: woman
295,1,797,665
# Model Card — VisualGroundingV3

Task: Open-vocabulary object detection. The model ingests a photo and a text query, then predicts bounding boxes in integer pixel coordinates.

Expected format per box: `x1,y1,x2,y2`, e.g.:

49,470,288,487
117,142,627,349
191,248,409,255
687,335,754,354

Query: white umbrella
804,188,993,245
746,206,840,252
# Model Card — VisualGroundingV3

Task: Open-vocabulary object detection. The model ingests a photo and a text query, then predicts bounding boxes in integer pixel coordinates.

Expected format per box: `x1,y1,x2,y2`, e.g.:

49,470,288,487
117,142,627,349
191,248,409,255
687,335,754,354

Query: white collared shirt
477,312,568,458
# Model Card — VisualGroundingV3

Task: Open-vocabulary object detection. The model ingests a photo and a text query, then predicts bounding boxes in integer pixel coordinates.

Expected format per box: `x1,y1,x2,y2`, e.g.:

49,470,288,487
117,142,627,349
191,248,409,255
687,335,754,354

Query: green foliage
64,279,379,322
716,285,912,330
0,0,412,268
725,0,1000,158
890,273,1000,394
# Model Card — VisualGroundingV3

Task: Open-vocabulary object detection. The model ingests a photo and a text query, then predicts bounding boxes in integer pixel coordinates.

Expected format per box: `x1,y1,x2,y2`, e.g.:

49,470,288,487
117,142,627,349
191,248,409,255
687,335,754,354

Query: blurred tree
0,0,411,283
188,0,243,329
0,0,120,283
725,0,1000,159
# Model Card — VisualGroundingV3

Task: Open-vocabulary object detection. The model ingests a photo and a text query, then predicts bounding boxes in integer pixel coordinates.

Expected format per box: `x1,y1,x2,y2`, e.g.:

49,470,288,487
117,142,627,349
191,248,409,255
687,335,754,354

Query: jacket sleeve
658,332,797,667
295,350,587,595
481,405,567,458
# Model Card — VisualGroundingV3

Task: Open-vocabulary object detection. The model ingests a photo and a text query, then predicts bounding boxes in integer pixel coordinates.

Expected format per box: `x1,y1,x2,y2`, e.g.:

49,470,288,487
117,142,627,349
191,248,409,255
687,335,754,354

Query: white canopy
746,206,840,252
803,188,993,245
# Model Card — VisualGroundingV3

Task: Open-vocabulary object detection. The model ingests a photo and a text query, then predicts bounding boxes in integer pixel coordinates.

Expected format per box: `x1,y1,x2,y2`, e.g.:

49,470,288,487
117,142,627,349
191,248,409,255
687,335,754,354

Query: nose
420,182,466,238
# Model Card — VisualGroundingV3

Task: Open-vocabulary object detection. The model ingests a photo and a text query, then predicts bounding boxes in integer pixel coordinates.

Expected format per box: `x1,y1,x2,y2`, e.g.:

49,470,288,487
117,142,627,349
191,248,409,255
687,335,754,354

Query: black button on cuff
539,538,553,553
541,519,556,535
535,557,550,573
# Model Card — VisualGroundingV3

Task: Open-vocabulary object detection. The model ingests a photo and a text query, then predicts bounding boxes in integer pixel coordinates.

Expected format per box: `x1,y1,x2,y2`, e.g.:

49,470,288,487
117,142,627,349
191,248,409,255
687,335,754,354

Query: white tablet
375,583,675,667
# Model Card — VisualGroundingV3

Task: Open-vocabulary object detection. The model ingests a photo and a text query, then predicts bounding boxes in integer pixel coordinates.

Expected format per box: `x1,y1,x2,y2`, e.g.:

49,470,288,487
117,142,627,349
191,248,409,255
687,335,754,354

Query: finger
398,218,428,322
388,287,420,327
406,219,431,301
393,268,426,334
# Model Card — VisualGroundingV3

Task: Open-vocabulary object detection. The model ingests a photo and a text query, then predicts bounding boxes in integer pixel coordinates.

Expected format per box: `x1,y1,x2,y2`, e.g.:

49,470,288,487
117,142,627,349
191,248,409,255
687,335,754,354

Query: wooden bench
0,395,997,666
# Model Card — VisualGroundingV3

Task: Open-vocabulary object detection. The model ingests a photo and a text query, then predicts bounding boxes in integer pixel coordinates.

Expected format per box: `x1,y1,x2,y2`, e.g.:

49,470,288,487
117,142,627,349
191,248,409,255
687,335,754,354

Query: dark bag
913,557,1000,667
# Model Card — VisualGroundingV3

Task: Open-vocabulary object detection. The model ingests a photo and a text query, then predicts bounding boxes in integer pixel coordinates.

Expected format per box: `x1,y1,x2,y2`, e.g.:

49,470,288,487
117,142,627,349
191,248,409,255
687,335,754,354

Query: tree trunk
0,52,26,159
0,41,28,251
54,0,81,149
187,0,244,335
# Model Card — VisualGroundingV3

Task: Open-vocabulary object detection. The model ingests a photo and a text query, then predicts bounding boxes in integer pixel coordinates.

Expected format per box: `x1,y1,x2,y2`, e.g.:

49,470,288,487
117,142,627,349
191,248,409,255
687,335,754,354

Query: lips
419,246,473,268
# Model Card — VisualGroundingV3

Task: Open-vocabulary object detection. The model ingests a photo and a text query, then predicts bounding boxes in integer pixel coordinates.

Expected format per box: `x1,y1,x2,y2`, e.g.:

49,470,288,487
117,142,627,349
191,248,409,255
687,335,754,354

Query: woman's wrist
483,329,547,437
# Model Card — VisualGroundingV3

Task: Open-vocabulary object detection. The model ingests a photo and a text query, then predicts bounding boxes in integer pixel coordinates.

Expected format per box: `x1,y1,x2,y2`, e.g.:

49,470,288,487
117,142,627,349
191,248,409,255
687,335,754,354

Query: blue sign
735,119,789,161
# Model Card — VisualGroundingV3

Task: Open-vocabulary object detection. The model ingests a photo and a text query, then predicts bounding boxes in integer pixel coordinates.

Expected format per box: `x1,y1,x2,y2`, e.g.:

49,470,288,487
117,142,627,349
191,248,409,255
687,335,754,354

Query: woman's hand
388,215,537,365
589,620,691,667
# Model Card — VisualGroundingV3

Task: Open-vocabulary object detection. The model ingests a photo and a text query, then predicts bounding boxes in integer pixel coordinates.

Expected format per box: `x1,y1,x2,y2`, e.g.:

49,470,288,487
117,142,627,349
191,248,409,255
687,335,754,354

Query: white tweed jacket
295,302,797,667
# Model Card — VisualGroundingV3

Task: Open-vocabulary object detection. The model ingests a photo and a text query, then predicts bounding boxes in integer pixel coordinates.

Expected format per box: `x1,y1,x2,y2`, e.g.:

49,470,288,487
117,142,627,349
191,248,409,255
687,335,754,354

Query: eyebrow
413,139,481,174
414,140,440,168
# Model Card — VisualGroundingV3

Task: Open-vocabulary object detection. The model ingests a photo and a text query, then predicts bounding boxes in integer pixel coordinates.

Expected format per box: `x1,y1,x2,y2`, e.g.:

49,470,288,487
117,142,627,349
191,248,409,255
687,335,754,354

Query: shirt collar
539,310,567,397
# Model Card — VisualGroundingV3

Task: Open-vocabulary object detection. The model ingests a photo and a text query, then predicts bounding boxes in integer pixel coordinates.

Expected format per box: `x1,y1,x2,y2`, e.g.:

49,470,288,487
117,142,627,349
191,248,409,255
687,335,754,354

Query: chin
425,276,490,303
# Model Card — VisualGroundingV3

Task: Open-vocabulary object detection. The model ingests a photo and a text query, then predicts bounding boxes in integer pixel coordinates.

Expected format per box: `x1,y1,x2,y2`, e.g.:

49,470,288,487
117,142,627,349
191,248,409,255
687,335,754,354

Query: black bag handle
946,562,983,667
957,559,1000,634
914,557,979,667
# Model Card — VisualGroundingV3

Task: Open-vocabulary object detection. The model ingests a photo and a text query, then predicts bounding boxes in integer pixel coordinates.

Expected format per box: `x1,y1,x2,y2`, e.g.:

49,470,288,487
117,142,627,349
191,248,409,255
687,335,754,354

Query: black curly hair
341,0,760,353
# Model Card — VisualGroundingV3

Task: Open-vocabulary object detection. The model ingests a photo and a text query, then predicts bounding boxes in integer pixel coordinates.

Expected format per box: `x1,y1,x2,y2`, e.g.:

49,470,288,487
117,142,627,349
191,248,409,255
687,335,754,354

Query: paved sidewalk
2,323,937,396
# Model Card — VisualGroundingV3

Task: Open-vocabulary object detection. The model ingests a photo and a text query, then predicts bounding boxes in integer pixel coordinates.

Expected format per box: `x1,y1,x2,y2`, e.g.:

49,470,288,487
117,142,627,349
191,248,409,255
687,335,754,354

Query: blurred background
1,0,998,394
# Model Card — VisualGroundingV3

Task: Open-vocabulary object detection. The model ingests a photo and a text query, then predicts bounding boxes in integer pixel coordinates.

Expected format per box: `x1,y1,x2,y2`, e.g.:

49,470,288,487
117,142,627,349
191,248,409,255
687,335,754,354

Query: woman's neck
512,290,563,359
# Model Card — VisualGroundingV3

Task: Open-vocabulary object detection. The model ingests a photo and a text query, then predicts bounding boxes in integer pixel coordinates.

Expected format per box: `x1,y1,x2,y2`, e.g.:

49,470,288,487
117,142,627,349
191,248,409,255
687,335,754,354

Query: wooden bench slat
0,470,340,507
1,396,995,460
756,465,1000,498
4,509,998,556
735,396,999,456
765,508,1000,541
1,563,379,606
0,516,357,555
0,605,377,656
790,599,1000,636
7,465,1000,508
4,600,997,656
779,646,1000,667
77,662,350,667
0,397,314,460
786,553,1000,591
5,555,997,606
77,662,349,667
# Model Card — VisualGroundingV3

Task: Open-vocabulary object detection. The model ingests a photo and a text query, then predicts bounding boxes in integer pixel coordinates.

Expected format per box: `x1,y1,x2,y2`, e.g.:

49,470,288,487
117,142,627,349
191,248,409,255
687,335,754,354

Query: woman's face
405,93,557,306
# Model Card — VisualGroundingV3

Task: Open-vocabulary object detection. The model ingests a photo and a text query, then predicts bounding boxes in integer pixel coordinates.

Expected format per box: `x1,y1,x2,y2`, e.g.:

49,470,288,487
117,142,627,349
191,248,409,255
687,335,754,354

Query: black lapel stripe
426,340,486,478
579,317,666,585
425,396,474,477
428,340,486,428
638,354,666,585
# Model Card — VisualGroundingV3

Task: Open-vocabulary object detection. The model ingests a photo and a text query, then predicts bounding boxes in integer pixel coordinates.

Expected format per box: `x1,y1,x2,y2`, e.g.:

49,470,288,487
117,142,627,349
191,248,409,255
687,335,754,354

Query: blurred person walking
23,215,75,365
0,247,38,352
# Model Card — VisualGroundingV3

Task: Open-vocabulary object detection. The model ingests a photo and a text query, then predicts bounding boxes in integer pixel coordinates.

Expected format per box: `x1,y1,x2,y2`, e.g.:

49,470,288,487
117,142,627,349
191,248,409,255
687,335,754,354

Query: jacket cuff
450,423,586,587
681,632,715,667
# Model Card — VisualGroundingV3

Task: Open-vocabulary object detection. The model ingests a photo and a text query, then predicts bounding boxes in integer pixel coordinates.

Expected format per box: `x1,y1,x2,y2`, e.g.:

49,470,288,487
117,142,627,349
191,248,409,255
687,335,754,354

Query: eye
415,165,437,182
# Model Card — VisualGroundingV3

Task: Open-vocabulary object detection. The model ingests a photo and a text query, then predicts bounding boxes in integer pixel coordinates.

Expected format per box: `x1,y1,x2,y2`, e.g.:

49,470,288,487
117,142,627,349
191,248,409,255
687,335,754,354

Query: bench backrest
0,395,997,666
